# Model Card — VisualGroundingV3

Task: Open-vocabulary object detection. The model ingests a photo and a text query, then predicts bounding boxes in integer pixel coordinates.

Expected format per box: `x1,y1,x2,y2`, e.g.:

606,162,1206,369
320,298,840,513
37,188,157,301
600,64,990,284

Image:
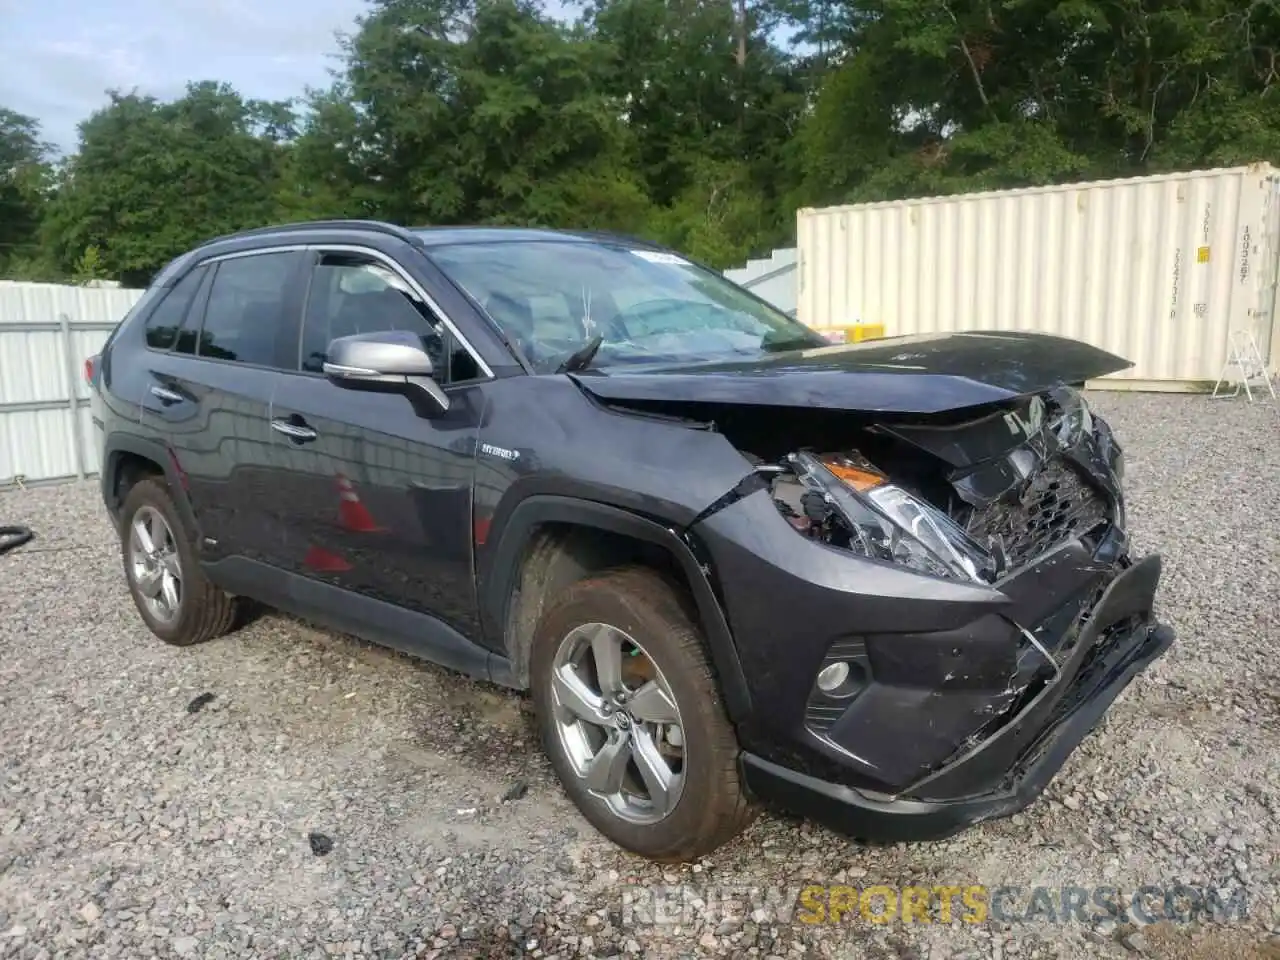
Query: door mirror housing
323,330,450,415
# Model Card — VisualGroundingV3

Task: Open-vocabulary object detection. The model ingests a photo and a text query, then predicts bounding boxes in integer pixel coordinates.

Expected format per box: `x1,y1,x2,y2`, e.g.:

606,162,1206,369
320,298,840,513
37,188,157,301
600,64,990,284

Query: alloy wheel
549,622,686,824
128,505,183,624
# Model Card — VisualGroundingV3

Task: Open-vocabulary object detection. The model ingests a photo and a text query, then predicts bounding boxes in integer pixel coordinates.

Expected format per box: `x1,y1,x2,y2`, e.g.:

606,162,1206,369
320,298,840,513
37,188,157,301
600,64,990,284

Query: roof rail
201,219,422,248
566,229,666,250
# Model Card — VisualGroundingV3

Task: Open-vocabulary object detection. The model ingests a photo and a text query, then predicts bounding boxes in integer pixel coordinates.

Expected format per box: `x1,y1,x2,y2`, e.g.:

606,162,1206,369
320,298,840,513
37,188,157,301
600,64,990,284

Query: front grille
963,458,1108,571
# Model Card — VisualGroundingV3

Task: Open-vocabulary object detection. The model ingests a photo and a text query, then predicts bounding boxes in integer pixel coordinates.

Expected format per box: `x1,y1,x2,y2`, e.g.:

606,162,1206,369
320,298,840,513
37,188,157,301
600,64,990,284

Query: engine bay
744,388,1117,582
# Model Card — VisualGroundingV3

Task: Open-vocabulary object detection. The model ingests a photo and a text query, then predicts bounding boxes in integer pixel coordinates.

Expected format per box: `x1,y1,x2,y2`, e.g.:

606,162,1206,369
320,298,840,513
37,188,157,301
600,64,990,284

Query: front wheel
530,567,756,861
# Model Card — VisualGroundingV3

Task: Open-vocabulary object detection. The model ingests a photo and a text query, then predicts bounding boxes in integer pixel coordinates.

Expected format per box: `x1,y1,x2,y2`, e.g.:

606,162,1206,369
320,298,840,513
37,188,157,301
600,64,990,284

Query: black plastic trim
202,556,515,687
740,619,1174,843
101,432,200,537
203,219,424,248
482,494,752,720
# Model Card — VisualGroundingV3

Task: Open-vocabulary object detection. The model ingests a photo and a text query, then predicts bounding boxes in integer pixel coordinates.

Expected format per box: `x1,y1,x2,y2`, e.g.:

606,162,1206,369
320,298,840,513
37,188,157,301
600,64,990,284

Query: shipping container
796,164,1280,390
724,247,798,315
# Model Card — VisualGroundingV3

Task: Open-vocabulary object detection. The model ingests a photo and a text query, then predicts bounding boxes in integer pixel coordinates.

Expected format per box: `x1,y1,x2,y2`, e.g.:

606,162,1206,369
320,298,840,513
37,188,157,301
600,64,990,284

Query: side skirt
202,556,520,689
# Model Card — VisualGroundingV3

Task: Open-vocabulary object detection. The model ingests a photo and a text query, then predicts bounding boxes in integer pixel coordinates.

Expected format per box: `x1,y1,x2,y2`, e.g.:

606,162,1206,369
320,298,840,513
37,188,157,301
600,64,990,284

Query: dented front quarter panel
688,396,1154,802
472,375,760,646
689,486,1143,797
689,487,1014,790
477,363,1162,817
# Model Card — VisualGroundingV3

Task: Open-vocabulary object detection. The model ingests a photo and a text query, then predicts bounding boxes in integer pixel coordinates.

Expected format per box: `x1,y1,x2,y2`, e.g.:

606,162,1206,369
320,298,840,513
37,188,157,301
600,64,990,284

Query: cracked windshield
428,239,823,372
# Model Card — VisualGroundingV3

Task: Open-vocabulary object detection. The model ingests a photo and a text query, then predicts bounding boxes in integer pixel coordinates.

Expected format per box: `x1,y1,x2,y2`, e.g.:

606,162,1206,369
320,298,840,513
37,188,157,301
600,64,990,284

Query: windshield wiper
555,334,604,374
761,333,825,352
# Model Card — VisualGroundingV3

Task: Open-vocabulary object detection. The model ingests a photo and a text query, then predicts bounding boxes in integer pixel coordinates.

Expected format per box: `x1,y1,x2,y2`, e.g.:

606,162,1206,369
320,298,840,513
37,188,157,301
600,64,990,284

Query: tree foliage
41,83,295,286
6,0,1280,285
0,108,54,277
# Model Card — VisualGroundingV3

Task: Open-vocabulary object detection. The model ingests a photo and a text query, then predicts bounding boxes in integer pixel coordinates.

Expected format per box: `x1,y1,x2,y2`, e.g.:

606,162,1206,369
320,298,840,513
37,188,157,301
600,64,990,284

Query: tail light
84,354,99,386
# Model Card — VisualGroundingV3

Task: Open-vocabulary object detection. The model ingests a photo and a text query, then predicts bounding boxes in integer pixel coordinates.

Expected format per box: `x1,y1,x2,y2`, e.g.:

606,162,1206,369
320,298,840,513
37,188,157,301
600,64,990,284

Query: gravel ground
1,392,1278,960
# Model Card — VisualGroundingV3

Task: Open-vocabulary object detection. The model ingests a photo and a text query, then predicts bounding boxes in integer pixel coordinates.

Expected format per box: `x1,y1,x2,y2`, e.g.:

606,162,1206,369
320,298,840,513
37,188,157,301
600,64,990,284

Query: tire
530,566,756,861
119,477,239,646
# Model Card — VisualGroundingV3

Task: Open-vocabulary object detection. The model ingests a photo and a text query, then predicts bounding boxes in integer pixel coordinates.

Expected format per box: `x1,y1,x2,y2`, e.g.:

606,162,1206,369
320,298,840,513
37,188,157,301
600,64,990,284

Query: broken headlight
779,452,995,583
1049,386,1093,446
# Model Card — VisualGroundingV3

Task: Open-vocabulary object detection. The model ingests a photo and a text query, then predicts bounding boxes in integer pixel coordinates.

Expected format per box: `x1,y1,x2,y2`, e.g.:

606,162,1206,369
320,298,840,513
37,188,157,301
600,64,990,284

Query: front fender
479,493,752,722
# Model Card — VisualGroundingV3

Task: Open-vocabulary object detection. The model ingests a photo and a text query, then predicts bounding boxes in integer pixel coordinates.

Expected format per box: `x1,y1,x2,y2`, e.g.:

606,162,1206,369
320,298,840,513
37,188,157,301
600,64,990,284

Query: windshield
423,238,824,373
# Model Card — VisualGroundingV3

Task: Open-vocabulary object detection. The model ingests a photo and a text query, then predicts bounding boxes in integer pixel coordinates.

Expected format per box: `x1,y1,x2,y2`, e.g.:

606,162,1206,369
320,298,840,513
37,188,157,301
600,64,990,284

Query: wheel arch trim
102,433,200,539
483,494,752,722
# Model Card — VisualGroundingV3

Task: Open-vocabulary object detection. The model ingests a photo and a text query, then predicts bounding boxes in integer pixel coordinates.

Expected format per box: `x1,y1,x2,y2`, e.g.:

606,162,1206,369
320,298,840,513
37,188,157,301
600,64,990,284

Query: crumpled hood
569,331,1131,414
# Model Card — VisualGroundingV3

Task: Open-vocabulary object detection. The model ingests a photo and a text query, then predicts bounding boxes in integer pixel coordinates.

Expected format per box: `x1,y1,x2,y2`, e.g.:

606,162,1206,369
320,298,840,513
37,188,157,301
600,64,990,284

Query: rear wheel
530,566,755,861
120,478,239,646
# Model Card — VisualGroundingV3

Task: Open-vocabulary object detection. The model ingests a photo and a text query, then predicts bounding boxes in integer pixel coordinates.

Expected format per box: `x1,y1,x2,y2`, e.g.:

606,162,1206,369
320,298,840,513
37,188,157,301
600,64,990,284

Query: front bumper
737,556,1174,841
690,403,1168,841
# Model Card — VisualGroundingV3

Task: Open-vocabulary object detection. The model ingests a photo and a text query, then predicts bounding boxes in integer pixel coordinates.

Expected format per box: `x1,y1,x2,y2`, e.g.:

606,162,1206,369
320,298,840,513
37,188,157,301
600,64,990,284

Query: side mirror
323,330,450,415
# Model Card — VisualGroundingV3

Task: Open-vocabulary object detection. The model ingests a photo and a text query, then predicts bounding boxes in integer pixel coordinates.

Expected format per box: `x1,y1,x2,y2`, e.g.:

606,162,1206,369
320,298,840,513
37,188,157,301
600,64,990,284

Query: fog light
816,661,851,693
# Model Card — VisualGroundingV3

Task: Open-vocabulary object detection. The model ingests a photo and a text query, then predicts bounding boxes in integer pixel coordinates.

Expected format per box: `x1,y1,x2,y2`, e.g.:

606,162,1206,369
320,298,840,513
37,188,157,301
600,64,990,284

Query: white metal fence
0,281,145,486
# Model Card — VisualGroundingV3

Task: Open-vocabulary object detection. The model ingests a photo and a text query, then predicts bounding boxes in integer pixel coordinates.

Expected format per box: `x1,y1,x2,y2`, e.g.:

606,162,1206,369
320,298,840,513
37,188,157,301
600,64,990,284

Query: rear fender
101,432,201,539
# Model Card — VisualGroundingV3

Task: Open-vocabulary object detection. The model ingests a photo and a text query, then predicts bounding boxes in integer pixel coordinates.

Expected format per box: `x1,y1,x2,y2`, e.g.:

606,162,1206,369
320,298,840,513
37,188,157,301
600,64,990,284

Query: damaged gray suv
90,220,1173,862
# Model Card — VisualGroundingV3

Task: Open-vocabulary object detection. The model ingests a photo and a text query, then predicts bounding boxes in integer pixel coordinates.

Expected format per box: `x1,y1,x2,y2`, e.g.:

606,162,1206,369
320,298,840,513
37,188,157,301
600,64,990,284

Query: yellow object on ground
812,323,887,344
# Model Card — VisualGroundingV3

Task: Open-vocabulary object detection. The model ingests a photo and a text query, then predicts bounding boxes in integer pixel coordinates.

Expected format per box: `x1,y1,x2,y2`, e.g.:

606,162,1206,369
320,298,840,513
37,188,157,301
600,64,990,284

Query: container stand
1211,329,1276,402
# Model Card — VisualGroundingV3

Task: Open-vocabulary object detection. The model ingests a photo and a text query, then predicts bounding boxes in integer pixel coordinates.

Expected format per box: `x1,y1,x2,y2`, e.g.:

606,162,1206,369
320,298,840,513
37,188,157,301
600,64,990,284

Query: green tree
0,108,54,278
299,0,650,230
13,0,1280,278
71,244,110,284
581,0,797,194
796,0,1280,205
284,85,383,221
43,82,298,285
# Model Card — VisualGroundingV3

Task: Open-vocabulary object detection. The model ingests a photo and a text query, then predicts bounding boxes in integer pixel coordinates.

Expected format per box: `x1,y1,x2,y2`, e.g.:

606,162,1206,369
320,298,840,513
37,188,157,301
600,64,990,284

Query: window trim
286,243,495,384
200,244,311,265
135,242,493,382
141,264,209,355
184,247,310,371
140,246,311,372
171,265,216,357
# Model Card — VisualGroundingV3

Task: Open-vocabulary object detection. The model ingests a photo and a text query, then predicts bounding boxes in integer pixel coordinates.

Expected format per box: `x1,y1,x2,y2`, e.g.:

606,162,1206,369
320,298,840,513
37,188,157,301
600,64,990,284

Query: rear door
140,248,307,565
267,247,490,639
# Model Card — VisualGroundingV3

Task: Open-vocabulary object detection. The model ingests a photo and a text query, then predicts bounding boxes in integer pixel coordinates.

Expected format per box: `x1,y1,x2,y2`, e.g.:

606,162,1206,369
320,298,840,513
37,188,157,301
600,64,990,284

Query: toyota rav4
89,220,1174,862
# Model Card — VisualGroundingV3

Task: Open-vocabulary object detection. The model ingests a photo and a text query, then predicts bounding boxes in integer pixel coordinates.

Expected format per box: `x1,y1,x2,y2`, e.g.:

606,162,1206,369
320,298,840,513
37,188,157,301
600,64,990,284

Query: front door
140,248,306,565
268,249,489,640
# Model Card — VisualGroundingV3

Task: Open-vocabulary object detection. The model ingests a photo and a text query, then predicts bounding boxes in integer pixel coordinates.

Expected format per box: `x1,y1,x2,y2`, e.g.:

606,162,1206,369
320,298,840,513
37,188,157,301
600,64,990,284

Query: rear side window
144,267,205,350
199,252,296,366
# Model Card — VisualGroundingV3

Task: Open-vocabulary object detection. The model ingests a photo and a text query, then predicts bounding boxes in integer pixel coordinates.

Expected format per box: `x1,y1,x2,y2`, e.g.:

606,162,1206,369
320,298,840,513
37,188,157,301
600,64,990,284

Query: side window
199,252,296,366
299,252,481,383
174,267,213,356
143,267,205,350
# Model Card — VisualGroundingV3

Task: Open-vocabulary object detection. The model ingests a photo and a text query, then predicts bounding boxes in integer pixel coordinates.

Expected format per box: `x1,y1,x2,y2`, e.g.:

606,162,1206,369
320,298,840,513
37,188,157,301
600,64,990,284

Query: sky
0,0,373,153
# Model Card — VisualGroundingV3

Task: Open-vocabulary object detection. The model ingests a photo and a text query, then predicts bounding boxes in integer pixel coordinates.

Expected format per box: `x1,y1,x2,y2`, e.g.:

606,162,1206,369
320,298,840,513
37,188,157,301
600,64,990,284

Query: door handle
270,418,318,442
149,384,186,404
